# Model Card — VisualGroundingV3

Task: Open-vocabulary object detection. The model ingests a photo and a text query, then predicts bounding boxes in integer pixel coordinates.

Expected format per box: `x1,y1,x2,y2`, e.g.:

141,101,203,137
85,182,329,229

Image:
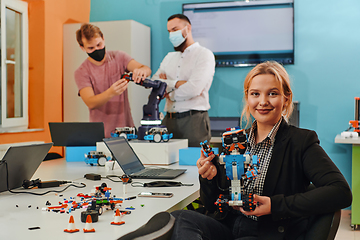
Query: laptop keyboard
137,168,170,177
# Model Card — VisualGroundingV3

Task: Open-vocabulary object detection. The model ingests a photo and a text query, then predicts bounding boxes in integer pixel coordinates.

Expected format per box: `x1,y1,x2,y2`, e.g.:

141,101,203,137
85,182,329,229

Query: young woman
170,61,352,240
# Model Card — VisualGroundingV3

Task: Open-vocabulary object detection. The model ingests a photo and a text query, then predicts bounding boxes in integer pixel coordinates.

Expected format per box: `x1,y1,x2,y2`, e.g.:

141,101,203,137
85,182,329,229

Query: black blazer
200,120,352,239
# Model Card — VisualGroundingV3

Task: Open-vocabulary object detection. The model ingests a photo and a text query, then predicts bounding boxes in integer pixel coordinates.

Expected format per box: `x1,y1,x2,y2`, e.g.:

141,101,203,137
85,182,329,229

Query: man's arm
79,79,128,110
151,53,179,93
127,59,151,83
171,50,215,102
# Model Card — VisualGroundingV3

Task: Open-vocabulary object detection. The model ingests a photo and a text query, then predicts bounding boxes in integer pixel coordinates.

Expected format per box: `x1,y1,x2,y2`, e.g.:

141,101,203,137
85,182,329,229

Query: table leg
352,145,360,228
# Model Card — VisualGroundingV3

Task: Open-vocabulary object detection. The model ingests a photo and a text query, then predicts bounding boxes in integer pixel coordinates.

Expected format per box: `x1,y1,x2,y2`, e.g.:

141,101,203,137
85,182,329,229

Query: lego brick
179,147,219,166
65,146,96,162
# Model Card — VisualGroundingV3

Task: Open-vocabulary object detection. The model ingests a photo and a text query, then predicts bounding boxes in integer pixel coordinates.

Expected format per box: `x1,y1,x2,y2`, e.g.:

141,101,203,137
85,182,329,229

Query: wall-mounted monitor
183,0,294,67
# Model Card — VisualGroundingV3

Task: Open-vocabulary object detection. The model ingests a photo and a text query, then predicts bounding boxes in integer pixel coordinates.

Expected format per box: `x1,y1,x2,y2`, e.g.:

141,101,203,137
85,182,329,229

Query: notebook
49,122,105,146
103,137,186,179
0,142,53,192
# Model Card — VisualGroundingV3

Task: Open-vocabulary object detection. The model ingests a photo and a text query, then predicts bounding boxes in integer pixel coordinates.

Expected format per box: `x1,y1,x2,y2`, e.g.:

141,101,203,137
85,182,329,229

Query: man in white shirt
152,14,215,147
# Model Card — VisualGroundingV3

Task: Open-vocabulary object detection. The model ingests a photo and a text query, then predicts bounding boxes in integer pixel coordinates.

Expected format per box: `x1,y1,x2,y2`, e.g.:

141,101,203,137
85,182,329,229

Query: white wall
63,20,151,128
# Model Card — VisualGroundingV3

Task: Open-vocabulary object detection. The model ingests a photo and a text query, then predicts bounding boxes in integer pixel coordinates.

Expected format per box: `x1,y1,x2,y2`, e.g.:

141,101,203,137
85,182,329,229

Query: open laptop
0,142,53,192
49,122,104,146
103,137,186,179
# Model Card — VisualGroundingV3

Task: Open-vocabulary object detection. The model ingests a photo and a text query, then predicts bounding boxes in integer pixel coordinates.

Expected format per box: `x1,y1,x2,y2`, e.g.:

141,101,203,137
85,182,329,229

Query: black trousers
162,111,211,147
171,210,258,240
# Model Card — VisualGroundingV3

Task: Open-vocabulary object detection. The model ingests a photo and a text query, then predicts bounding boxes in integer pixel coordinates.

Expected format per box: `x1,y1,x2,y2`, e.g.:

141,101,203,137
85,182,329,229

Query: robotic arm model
122,73,168,140
200,127,259,213
347,97,360,135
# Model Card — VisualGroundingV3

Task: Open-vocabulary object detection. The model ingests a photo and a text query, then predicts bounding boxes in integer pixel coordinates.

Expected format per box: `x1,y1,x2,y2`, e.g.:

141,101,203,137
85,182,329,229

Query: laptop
210,117,240,137
0,142,53,192
49,122,105,146
103,137,186,179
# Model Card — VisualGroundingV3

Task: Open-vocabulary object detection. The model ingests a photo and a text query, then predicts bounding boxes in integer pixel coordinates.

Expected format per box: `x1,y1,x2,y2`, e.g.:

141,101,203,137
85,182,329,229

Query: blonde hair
241,61,293,127
76,23,103,47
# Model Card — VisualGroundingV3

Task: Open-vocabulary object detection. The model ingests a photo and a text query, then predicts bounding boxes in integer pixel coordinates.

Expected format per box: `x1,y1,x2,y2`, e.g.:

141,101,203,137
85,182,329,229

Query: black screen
103,138,145,175
49,122,105,146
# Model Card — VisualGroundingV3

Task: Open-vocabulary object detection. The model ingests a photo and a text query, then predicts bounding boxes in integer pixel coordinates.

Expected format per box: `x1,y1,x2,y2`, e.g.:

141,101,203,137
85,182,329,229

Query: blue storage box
65,146,96,162
179,147,219,165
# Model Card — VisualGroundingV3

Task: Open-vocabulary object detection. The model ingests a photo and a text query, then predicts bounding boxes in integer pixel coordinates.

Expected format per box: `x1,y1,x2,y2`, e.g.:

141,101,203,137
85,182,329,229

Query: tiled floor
335,210,360,240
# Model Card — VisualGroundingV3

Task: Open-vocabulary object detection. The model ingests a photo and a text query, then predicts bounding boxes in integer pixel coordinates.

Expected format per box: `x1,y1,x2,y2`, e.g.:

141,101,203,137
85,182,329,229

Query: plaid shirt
243,117,282,220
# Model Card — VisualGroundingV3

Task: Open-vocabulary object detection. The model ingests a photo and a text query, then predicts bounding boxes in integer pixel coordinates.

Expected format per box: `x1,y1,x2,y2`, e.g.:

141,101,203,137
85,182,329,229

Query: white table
0,159,199,239
335,134,360,228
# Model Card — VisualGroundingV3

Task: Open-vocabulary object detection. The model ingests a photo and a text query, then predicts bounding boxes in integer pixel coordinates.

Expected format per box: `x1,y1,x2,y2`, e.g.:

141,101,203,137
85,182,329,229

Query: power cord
105,174,132,183
0,160,86,195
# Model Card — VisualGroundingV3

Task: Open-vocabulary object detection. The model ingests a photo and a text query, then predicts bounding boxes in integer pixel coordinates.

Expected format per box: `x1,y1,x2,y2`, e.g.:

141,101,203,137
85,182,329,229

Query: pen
125,196,137,200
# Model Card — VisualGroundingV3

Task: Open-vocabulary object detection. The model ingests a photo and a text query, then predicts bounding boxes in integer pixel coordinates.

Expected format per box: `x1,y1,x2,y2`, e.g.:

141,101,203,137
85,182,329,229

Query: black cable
105,174,133,184
1,160,86,195
105,174,123,182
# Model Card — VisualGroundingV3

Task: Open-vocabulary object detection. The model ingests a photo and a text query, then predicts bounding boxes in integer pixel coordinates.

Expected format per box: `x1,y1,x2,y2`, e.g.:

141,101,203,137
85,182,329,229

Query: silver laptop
0,143,53,192
103,137,186,179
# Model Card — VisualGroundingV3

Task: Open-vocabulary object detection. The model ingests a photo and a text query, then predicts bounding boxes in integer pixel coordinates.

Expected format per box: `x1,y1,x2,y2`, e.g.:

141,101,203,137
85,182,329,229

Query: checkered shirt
243,117,282,220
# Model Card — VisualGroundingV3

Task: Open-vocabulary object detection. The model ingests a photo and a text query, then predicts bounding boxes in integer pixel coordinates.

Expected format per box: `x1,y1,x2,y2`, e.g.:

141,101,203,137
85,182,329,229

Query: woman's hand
238,195,271,217
197,149,217,180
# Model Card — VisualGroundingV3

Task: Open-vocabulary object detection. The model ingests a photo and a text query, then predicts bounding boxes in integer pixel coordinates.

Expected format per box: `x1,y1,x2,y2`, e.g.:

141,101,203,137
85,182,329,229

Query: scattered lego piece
16,205,19,207
83,215,95,233
64,215,79,233
28,205,31,208
119,210,131,214
125,206,135,210
111,209,125,225
141,204,144,207
28,227,40,230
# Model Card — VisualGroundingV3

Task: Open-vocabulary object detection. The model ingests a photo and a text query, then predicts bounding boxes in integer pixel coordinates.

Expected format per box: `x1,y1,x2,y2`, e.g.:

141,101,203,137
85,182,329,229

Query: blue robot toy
200,127,259,212
111,127,138,140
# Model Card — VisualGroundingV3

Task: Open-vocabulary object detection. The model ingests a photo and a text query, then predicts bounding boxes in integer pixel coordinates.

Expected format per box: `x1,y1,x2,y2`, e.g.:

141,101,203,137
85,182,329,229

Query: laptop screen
0,143,53,192
210,117,240,137
103,137,145,175
49,122,105,146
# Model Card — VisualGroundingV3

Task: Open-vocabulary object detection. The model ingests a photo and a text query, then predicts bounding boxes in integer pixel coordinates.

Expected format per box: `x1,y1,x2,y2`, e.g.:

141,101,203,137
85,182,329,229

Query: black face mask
87,46,106,62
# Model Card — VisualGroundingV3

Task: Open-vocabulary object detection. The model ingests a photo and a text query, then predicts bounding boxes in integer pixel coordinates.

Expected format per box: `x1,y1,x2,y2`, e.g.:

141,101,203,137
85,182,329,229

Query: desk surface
0,159,199,240
210,136,222,144
335,134,360,144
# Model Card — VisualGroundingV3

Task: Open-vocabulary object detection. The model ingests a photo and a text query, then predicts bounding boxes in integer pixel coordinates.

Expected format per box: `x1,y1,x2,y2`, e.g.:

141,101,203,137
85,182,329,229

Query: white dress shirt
152,42,215,113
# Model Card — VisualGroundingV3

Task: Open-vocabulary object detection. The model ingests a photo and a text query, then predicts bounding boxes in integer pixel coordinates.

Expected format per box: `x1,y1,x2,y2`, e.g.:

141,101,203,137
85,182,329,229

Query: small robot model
84,151,110,166
122,72,168,140
200,127,259,213
144,127,173,143
111,127,138,140
81,183,123,222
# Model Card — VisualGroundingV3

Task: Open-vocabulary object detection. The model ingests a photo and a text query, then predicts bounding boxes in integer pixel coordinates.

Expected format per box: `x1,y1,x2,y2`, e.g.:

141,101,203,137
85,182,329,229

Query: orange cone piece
83,215,95,233
64,215,79,233
111,209,125,225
